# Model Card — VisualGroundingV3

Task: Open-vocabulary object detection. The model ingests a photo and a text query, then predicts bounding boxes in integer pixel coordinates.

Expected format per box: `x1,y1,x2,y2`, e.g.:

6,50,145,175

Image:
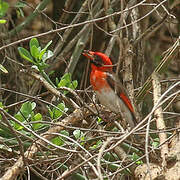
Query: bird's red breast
83,50,137,128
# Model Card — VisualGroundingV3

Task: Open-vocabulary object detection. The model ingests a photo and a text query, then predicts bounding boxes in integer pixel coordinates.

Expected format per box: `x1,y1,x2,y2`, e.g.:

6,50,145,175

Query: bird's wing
106,72,137,125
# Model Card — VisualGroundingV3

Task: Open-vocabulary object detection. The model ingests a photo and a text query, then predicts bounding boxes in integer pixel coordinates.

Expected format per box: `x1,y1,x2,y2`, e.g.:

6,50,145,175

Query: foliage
0,0,9,18
0,64,8,73
56,73,78,95
14,1,26,18
0,0,8,24
48,102,68,120
18,38,53,71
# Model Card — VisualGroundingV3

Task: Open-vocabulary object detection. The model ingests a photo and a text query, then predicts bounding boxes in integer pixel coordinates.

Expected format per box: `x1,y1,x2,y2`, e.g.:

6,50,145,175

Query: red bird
83,50,137,128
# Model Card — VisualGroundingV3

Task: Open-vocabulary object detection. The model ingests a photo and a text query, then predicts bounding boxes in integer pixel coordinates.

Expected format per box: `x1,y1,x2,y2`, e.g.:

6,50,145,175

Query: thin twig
21,69,79,109
110,0,168,33
0,0,155,52
0,106,92,180
97,137,113,180
135,36,180,104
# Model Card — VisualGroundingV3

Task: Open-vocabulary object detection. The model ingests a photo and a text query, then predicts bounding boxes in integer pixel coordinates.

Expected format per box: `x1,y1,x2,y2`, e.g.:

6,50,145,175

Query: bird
83,50,137,128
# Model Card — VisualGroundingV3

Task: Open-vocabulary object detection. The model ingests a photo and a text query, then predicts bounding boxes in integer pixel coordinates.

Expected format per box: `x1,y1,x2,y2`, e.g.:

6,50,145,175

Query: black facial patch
91,55,104,67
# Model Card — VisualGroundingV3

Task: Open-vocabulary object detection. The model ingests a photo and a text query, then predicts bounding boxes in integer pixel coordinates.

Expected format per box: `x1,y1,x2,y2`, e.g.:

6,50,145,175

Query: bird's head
83,50,112,71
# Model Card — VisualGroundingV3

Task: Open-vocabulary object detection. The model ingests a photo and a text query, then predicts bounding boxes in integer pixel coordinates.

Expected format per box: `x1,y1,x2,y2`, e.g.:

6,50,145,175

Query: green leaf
18,47,34,63
42,50,54,62
39,49,46,60
62,73,71,82
56,77,59,86
47,106,53,119
17,7,24,18
51,136,64,146
38,62,49,70
73,129,83,139
58,73,78,94
131,153,143,165
30,45,40,59
51,130,69,146
15,1,26,8
30,38,39,49
71,173,87,180
38,47,41,51
15,113,25,122
151,138,160,148
57,79,67,88
39,40,52,60
0,1,9,18
108,163,119,171
32,113,42,130
58,73,71,88
69,80,78,90
31,102,36,110
60,130,69,137
44,40,52,50
0,64,8,73
53,103,68,119
20,102,33,119
104,152,119,162
14,114,25,130
89,140,102,150
97,117,102,123
0,102,3,108
30,38,39,59
152,141,159,148
34,113,42,121
0,19,6,24
13,122,24,131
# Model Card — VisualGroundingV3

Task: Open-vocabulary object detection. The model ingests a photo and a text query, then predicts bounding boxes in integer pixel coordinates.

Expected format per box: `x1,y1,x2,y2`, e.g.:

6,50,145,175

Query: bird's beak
82,50,94,60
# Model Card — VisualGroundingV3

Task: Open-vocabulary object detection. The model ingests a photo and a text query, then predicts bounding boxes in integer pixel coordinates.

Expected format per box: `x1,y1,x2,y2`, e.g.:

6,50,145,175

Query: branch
21,69,79,109
135,36,180,104
0,107,92,180
0,0,151,52
152,72,168,167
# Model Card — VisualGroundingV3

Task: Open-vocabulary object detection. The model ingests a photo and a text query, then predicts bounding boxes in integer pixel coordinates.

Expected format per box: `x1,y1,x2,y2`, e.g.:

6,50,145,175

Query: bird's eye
92,55,104,67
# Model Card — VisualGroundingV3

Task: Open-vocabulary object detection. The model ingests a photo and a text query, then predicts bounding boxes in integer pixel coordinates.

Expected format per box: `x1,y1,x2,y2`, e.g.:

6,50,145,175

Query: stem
40,69,56,88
